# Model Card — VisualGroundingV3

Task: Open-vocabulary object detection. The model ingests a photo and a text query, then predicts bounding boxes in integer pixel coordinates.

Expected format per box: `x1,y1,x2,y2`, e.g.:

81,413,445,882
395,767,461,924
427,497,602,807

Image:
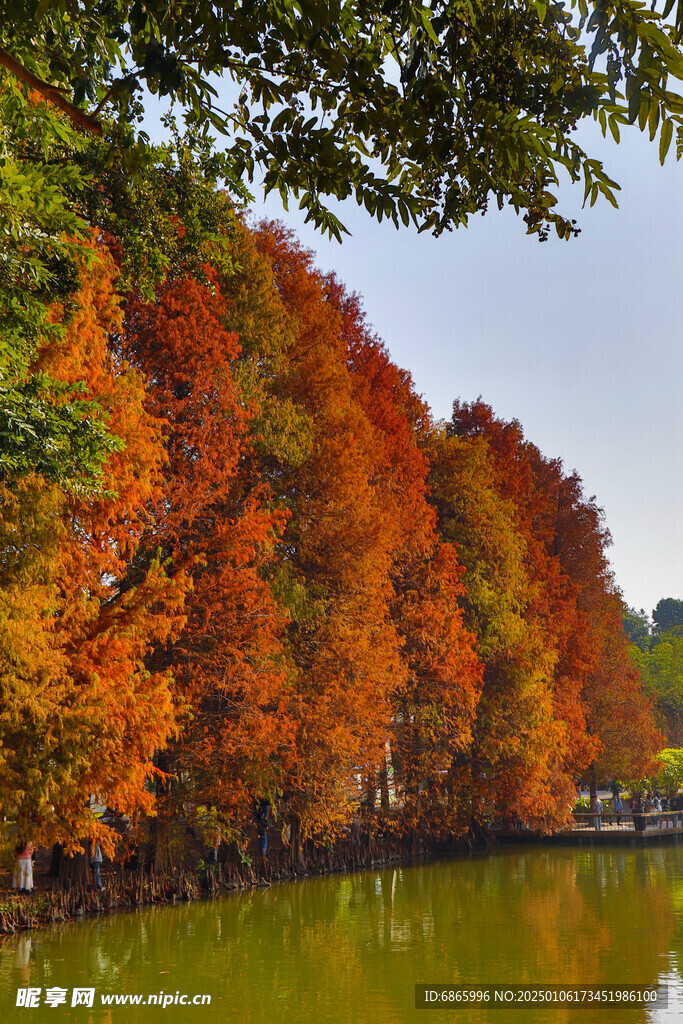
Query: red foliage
124,274,293,828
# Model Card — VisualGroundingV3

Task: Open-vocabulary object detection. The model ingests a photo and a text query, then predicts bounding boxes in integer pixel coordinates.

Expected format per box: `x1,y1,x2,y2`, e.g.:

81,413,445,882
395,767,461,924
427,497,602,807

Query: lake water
2,844,683,1022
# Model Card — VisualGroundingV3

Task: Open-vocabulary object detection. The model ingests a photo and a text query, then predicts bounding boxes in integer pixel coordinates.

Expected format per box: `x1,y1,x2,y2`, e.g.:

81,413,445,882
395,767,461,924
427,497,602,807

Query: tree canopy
623,605,652,650
0,209,660,854
0,1,670,854
653,597,683,634
4,1,683,488
4,0,683,241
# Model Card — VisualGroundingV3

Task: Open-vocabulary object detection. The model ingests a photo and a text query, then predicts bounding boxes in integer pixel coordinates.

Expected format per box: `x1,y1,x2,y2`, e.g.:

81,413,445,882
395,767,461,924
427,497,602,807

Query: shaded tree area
654,599,683,635
624,607,653,651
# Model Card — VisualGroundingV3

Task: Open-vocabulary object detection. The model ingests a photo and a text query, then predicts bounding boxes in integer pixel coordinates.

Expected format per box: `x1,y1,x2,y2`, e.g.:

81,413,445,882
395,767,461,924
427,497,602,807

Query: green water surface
2,845,683,1023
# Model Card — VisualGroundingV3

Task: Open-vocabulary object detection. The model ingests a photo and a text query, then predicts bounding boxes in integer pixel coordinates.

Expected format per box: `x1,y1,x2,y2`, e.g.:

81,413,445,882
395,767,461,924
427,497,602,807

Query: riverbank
13,809,683,937
0,826,488,936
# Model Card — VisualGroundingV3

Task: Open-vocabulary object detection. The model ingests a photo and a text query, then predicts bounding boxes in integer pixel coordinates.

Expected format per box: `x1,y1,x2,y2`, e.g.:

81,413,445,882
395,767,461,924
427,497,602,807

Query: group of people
587,781,683,831
629,792,683,831
585,780,624,830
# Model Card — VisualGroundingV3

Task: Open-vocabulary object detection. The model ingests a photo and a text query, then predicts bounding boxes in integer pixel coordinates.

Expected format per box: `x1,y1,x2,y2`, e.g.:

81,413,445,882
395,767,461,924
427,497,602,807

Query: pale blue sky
144,99,682,616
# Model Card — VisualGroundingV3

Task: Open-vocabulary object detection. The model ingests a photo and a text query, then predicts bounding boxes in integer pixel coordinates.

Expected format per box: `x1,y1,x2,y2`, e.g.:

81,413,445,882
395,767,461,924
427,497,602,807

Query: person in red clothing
13,840,35,894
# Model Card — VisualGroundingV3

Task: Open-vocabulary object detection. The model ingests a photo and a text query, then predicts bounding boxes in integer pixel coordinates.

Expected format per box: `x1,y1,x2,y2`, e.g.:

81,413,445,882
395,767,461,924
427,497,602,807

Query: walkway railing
572,810,683,832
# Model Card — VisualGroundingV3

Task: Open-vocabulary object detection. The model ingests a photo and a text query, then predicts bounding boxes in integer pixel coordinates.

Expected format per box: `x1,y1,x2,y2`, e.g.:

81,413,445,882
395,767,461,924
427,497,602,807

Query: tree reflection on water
1,845,681,1023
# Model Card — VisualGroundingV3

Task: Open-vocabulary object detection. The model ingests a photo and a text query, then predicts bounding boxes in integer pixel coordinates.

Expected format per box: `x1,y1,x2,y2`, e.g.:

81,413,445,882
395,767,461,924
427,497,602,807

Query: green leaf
598,181,619,209
659,118,674,164
628,83,642,124
420,7,439,45
608,115,621,144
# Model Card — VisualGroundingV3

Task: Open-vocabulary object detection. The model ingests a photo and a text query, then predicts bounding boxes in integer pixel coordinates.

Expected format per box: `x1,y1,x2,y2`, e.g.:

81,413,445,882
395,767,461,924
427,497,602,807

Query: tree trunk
365,771,377,811
49,844,64,879
291,815,306,872
152,750,173,872
58,840,92,888
389,739,404,800
379,760,391,810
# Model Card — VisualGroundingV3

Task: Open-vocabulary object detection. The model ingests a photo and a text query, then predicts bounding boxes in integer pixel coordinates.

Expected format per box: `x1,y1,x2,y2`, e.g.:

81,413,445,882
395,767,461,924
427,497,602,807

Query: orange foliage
431,401,660,830
329,280,482,832
2,246,184,849
248,224,406,835
6,222,655,853
123,273,293,829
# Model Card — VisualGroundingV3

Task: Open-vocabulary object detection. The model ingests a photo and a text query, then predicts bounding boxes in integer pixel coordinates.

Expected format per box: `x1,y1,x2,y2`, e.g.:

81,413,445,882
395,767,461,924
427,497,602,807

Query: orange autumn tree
329,280,482,836
224,223,481,840
527,453,662,791
245,223,407,839
428,417,572,830
2,213,658,858
456,404,594,827
123,272,294,841
0,246,185,851
430,401,659,830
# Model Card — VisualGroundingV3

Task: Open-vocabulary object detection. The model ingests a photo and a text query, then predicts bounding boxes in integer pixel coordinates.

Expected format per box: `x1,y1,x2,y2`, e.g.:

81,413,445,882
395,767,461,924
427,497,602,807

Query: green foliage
633,632,683,743
626,600,683,741
653,597,683,634
271,564,324,627
0,77,112,485
0,373,121,491
626,748,683,796
623,605,652,652
0,79,246,489
3,1,683,243
0,77,91,361
78,115,250,295
655,748,683,793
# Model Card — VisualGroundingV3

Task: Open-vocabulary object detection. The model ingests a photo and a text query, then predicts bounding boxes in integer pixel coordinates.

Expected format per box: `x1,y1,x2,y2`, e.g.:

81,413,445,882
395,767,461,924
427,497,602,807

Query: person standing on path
91,842,103,890
611,780,623,826
632,794,646,831
591,795,603,831
13,840,35,894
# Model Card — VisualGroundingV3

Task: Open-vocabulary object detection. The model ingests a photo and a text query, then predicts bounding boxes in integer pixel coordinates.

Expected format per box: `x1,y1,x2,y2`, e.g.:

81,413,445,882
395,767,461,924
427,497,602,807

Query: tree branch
0,47,103,136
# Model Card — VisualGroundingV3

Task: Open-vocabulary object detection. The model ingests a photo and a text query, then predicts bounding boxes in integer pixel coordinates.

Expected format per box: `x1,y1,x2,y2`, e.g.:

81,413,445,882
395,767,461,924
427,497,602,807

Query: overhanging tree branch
0,47,102,135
